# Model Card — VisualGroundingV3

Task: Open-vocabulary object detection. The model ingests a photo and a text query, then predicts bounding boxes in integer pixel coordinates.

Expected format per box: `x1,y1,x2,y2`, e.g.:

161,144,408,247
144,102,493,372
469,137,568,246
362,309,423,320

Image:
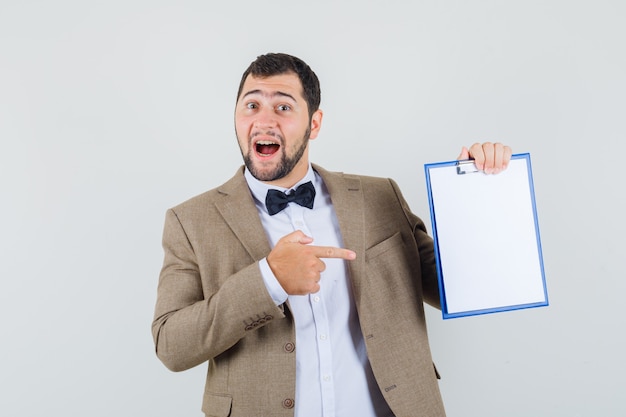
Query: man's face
235,72,322,188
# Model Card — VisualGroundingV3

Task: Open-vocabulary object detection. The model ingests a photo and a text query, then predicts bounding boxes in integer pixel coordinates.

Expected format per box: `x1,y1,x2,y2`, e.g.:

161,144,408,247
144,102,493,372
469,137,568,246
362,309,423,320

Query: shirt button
319,334,327,341
282,398,295,409
295,220,304,227
284,342,295,353
313,295,320,303
323,375,331,382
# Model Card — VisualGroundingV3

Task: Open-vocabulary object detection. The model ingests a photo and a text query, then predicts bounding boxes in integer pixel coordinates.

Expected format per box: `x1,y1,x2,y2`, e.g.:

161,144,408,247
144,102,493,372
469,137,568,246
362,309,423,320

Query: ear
308,109,323,140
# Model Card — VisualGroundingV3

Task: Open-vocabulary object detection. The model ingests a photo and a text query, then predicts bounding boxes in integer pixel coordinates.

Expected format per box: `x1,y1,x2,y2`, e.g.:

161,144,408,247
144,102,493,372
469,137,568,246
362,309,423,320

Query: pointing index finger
310,245,356,260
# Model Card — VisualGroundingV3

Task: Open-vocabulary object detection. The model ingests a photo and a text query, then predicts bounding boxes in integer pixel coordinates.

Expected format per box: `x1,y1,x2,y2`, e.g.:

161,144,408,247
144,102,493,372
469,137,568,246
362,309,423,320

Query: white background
1,1,624,416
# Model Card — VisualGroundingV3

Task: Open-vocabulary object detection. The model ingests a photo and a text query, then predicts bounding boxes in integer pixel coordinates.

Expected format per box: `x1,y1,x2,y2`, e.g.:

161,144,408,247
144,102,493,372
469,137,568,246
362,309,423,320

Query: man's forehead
240,73,304,99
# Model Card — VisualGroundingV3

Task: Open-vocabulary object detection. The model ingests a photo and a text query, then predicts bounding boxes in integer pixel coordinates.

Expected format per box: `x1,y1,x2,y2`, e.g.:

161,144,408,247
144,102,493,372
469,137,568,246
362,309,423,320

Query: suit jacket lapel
313,164,366,301
214,167,272,262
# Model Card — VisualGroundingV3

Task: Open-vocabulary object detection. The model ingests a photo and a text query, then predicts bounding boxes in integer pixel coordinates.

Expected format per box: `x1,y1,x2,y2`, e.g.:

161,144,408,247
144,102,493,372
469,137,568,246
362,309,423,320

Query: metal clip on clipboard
456,160,480,175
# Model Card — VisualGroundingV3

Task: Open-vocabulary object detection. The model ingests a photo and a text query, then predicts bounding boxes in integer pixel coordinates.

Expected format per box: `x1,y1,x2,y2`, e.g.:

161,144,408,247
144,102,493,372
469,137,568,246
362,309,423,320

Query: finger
488,143,513,174
308,282,321,294
316,258,327,273
303,267,323,294
468,142,485,170
491,142,504,174
309,245,357,260
481,142,496,173
503,145,512,169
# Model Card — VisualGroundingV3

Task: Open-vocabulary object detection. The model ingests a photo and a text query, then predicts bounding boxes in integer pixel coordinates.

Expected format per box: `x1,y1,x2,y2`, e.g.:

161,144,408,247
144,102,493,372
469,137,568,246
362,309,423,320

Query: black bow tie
265,181,316,215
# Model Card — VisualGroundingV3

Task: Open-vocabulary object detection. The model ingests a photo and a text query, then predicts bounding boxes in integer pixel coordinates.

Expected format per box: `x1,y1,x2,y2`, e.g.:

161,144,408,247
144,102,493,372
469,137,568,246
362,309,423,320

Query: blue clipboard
425,153,548,319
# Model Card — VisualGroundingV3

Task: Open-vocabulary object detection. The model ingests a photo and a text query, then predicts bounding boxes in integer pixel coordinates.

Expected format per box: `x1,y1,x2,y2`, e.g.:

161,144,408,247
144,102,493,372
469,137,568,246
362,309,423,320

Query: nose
253,107,278,130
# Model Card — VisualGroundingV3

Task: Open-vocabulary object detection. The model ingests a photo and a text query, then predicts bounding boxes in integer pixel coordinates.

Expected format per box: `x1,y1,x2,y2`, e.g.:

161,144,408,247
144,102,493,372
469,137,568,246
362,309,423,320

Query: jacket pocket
365,232,404,261
202,393,232,417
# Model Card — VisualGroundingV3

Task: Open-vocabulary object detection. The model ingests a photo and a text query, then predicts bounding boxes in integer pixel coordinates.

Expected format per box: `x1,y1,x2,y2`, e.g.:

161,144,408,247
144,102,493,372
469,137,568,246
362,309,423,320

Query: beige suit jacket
152,164,446,417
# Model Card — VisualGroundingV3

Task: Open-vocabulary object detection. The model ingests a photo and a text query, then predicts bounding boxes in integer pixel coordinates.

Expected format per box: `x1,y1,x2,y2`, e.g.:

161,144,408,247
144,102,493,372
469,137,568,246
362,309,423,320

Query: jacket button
282,398,294,409
284,342,295,353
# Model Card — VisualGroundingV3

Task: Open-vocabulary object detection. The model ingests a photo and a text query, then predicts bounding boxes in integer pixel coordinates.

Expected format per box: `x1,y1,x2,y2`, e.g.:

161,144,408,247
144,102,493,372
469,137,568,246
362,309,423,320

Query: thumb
282,230,314,245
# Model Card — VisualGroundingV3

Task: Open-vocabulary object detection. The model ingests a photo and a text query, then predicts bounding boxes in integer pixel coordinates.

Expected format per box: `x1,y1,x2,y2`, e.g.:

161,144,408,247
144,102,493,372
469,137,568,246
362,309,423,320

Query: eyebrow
241,89,297,102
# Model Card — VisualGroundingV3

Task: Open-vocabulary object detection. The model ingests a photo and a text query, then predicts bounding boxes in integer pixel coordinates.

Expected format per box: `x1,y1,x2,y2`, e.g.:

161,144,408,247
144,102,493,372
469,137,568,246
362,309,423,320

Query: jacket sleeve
389,179,441,309
151,208,285,372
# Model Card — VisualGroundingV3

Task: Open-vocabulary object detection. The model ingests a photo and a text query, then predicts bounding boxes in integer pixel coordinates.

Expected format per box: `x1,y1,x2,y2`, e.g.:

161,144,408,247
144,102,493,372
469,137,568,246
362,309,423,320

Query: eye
246,102,258,110
276,104,291,111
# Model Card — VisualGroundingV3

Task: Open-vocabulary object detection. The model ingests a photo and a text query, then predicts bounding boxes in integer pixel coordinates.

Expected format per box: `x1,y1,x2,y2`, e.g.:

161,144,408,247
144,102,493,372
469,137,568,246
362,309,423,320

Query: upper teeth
257,140,277,145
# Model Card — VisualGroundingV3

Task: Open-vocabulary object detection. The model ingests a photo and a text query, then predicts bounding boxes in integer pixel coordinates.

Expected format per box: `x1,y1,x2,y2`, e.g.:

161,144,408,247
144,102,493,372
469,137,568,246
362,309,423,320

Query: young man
152,53,512,417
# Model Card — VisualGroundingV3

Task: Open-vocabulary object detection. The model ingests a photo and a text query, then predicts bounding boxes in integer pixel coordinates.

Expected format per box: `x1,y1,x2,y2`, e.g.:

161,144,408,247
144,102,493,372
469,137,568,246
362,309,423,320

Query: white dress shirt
244,166,394,417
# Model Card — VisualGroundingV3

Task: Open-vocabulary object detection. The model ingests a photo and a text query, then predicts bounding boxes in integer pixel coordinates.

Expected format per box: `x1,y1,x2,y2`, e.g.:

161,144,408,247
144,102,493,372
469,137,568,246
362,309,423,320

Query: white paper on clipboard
424,153,548,319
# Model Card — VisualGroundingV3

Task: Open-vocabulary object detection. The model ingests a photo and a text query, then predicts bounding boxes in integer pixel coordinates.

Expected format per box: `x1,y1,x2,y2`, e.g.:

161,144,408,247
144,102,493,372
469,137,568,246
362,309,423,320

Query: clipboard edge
442,300,549,320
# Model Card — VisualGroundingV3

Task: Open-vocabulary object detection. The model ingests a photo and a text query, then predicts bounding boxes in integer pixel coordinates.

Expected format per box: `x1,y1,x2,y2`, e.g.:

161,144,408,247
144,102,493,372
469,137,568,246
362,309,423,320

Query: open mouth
255,140,281,157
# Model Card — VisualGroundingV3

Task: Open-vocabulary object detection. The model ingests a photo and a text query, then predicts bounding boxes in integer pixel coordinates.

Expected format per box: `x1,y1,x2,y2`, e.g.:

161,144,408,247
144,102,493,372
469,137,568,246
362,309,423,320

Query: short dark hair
236,53,321,118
